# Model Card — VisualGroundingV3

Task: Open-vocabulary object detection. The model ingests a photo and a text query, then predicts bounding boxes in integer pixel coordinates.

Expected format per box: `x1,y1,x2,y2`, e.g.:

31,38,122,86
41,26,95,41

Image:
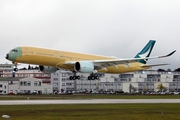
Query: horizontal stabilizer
140,64,169,68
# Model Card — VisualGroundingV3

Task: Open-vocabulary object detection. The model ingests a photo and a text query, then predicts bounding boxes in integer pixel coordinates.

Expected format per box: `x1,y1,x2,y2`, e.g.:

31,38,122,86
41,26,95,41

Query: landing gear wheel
76,76,80,80
91,76,95,80
95,76,99,80
88,76,91,80
13,68,18,72
69,76,73,80
72,76,77,80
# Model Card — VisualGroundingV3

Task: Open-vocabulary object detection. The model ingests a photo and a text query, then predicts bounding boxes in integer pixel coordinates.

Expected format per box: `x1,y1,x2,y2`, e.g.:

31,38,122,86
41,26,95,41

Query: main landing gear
87,74,99,80
69,75,80,80
69,72,99,80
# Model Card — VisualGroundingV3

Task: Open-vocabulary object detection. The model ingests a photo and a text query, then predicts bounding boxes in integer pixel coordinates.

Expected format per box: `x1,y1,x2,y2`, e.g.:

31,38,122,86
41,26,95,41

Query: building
51,70,74,93
51,70,180,93
1,64,180,94
0,63,14,77
0,63,52,94
2,68,51,83
0,77,52,94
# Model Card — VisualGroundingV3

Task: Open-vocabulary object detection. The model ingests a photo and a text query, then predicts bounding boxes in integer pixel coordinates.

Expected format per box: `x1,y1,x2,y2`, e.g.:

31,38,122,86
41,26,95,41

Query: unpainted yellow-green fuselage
8,46,150,73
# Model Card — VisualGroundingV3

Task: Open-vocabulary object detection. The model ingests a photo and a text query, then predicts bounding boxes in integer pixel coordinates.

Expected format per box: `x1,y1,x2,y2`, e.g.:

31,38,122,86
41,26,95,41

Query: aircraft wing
65,50,176,69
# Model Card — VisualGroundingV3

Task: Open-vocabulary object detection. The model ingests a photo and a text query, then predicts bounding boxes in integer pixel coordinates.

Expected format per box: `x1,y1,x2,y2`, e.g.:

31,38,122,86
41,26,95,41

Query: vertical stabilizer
134,40,156,64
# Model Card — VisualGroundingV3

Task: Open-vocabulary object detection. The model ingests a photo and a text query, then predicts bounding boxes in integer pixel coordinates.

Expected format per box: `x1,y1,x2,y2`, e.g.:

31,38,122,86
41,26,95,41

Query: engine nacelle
74,61,94,73
39,65,58,73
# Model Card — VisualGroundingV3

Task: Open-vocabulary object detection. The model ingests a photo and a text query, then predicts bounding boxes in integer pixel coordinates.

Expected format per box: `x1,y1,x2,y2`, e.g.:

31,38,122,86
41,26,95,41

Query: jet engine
74,61,94,73
39,65,58,73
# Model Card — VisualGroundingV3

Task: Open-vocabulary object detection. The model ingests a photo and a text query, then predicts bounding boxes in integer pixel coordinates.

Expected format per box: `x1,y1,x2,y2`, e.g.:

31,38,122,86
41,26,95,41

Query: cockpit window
11,49,18,52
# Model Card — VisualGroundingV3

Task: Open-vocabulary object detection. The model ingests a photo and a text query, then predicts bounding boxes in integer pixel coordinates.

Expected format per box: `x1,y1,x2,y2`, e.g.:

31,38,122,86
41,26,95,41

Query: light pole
2,115,10,120
104,84,106,91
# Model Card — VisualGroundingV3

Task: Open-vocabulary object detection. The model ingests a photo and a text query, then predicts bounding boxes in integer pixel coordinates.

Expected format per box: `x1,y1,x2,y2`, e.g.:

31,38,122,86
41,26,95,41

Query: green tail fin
134,40,156,64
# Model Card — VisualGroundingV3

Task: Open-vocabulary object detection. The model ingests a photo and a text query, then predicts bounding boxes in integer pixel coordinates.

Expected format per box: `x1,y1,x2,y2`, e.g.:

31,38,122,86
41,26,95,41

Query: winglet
158,50,176,58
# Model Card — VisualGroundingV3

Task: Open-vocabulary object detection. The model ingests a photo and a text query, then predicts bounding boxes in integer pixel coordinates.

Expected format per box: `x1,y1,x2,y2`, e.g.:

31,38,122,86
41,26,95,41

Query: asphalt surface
0,99,180,105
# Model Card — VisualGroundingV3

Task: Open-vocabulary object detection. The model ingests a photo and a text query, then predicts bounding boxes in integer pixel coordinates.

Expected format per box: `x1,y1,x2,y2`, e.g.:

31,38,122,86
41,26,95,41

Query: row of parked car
61,90,180,95
8,90,180,95
141,91,180,95
53,90,124,95
8,91,40,95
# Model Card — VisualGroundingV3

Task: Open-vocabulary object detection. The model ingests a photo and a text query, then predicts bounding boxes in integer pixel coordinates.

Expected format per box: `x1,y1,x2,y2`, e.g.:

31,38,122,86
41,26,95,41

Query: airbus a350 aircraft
5,40,176,80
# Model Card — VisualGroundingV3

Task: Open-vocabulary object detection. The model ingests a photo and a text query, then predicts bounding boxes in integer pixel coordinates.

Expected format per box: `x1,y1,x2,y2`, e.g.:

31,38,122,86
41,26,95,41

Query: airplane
5,40,176,80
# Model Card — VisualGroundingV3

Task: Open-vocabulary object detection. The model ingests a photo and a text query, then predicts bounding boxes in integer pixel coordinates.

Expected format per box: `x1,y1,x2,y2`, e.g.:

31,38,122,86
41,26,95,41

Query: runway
0,99,180,105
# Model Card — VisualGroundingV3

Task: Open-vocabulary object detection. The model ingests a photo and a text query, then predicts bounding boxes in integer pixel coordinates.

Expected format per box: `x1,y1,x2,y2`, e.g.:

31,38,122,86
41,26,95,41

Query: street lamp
2,115,10,120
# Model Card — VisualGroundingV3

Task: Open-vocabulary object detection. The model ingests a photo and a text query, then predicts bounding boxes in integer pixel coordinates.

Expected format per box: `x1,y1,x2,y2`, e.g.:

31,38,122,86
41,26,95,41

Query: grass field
1,94,180,100
1,104,180,120
1,95,180,120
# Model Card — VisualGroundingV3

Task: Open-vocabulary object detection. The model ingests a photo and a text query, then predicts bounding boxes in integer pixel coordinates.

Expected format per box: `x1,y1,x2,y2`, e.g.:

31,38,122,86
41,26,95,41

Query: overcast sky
0,0,179,70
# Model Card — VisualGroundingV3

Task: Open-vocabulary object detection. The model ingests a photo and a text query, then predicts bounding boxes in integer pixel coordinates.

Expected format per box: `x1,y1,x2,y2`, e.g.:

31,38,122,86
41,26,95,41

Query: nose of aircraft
5,53,9,59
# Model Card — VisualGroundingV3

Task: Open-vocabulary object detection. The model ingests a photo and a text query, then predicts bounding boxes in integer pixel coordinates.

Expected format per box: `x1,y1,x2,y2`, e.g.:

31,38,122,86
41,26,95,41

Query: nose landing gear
12,62,18,77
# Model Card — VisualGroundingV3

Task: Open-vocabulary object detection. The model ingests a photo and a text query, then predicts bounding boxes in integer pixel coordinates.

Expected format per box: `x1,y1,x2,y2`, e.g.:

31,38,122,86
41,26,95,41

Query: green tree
157,84,164,92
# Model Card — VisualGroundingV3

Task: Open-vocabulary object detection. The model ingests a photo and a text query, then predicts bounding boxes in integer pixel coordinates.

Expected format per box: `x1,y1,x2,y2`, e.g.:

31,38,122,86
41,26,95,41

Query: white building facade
51,70,180,93
0,77,52,94
51,70,74,93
